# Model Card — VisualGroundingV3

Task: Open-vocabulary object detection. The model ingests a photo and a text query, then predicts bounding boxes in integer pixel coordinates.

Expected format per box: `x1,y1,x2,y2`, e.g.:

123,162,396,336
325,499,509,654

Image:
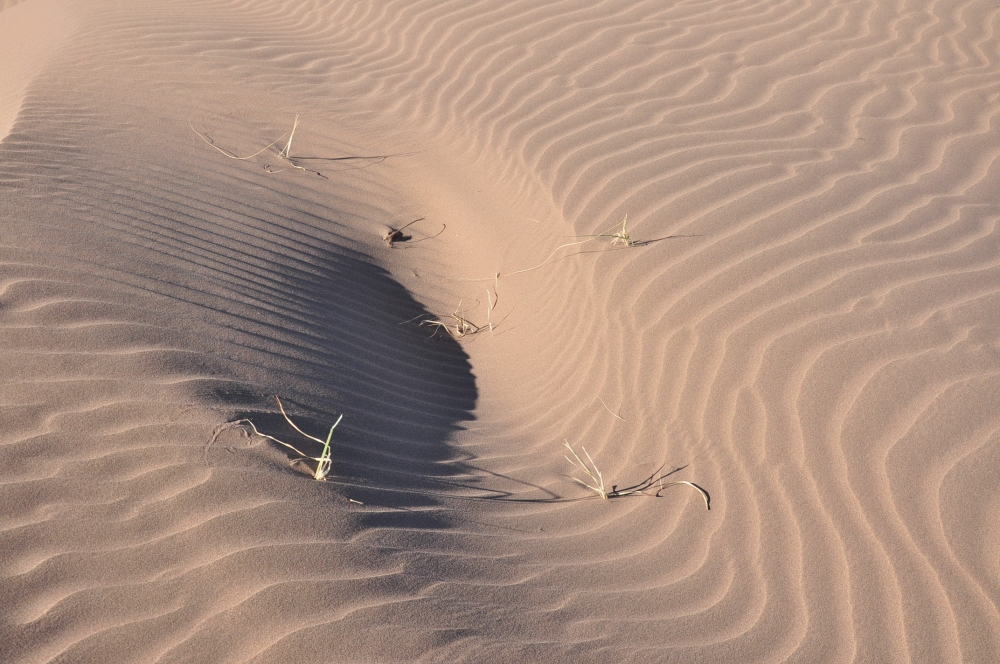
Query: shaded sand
2,0,999,662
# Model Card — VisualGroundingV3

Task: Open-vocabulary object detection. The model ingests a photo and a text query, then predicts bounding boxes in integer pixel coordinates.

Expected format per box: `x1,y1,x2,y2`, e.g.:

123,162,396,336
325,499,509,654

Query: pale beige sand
2,0,999,662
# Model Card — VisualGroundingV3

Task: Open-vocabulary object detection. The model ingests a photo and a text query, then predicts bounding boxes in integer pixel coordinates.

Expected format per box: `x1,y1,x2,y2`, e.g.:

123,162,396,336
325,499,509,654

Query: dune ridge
2,0,999,662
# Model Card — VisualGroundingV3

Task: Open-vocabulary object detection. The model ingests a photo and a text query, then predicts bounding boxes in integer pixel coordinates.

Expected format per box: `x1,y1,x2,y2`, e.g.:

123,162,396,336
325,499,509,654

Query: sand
1,0,998,662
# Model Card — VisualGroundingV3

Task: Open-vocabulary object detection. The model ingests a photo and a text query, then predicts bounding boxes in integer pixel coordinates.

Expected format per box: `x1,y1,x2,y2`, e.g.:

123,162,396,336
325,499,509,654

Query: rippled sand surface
2,1,999,661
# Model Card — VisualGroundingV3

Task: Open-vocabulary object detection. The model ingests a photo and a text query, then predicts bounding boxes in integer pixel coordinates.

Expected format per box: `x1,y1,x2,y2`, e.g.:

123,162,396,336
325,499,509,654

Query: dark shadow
191,242,481,525
2,112,480,528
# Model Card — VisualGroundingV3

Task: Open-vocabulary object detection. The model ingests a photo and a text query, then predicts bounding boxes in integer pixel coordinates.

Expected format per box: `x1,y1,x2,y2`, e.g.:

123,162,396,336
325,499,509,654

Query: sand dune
2,0,999,661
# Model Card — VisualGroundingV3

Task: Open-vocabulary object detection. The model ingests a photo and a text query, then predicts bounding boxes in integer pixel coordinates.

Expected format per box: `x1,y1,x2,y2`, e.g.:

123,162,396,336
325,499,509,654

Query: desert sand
1,0,999,662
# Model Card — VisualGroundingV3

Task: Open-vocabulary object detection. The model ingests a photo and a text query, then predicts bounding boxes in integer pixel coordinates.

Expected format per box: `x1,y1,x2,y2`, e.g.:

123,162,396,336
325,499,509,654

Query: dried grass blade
275,396,327,446
280,115,300,159
657,480,711,510
189,120,287,160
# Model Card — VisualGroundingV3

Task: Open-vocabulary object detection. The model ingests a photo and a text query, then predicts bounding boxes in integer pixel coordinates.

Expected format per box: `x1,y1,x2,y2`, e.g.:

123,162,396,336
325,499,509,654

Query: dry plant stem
604,214,633,247
563,440,711,508
274,396,342,480
564,215,633,248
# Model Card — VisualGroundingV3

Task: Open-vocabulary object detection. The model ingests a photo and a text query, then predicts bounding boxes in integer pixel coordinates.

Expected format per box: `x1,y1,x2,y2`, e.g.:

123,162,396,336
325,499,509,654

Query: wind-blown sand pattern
2,0,999,661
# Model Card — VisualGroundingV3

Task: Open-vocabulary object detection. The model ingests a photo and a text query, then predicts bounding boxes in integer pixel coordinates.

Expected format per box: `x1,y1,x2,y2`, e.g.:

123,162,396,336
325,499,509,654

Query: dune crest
0,0,74,140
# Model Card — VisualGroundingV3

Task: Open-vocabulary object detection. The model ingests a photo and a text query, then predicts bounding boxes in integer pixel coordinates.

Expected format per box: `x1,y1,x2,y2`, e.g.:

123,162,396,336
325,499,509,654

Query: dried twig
384,217,425,247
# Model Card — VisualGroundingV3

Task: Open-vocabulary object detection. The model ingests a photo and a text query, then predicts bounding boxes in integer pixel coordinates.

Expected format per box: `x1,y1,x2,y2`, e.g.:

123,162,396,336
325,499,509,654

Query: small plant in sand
418,288,500,339
562,440,710,508
590,214,634,247
420,301,483,339
224,396,343,480
189,115,308,174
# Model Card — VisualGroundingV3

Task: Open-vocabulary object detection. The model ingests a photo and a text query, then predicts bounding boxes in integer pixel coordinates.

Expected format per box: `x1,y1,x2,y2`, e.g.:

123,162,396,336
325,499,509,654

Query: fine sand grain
2,0,999,662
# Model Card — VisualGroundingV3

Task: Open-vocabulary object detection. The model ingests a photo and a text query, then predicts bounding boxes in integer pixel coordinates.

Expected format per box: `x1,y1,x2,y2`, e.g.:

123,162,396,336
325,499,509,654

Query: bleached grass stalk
189,120,288,161
563,440,711,508
279,115,300,159
597,396,626,422
536,213,633,258
485,276,499,334
558,214,632,248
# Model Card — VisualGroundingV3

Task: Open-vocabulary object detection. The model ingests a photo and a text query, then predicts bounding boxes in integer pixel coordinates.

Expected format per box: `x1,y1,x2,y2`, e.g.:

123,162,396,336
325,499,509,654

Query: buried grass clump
414,290,501,340
563,440,710,508
270,396,341,480
213,397,343,481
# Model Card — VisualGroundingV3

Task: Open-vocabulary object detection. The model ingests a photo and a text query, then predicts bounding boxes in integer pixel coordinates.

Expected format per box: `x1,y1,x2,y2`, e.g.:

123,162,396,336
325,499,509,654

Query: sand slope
2,0,999,662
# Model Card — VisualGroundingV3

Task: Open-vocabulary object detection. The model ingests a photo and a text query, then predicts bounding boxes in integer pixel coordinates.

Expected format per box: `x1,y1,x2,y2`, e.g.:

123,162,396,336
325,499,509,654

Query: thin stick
395,217,424,234
276,396,326,446
655,480,711,510
384,217,425,247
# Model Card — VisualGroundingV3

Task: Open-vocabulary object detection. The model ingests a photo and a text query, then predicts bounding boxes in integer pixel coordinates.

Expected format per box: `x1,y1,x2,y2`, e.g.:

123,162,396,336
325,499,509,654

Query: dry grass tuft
563,214,633,248
420,300,483,339
563,440,608,498
603,214,634,247
485,274,499,334
412,282,504,340
563,440,710,508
